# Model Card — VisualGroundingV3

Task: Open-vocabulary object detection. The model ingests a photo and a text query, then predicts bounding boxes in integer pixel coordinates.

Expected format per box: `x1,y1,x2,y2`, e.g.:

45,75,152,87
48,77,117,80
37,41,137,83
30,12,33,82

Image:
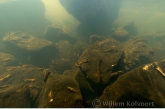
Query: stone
0,52,15,66
36,73,83,108
2,31,57,67
113,26,129,41
120,38,154,72
99,59,165,108
0,64,45,107
90,35,107,44
0,85,32,108
72,38,123,97
50,40,89,74
44,24,76,44
69,66,97,107
123,22,138,36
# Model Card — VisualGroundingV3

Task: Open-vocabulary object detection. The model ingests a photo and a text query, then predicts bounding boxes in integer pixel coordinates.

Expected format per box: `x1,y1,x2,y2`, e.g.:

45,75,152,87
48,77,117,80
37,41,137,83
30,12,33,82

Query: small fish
110,71,123,78
0,74,10,81
24,78,35,82
75,59,89,66
48,90,53,103
104,48,118,53
67,86,77,93
44,71,51,83
0,85,9,89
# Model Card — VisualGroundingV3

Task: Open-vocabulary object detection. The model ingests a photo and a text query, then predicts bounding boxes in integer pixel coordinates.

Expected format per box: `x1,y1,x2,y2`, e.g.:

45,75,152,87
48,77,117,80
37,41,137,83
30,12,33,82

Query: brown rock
99,59,165,108
2,31,57,67
37,73,84,108
113,26,129,42
44,24,76,44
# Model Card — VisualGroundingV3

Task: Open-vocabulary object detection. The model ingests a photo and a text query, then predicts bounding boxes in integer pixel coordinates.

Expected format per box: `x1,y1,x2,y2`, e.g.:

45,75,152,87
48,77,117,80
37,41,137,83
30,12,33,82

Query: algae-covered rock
51,58,76,74
0,65,44,87
37,73,83,108
121,38,154,72
69,66,97,107
0,85,32,108
55,40,76,59
0,64,45,107
72,38,123,97
90,35,107,44
99,59,165,108
0,52,15,66
123,22,138,36
2,31,57,67
50,40,89,74
45,24,76,44
113,26,129,42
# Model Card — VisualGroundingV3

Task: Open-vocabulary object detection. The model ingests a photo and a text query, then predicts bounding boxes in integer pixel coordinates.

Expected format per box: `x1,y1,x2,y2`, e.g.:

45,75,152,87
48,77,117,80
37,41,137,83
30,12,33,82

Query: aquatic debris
44,71,51,83
134,38,148,44
75,58,89,66
104,48,118,53
110,71,123,78
142,64,153,71
111,64,117,67
156,67,165,77
28,84,40,89
49,98,53,103
4,58,11,61
0,85,9,89
6,67,16,71
67,86,77,93
0,74,10,81
24,78,35,82
48,90,53,103
155,62,165,77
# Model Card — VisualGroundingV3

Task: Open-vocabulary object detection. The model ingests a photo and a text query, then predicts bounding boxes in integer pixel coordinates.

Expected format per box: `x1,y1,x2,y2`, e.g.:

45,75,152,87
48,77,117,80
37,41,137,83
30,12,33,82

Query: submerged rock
99,59,165,108
2,31,57,67
0,65,45,107
50,40,89,74
69,37,154,107
0,85,32,108
36,73,83,108
69,38,123,106
121,38,154,72
113,26,129,42
0,52,15,66
90,35,107,44
44,24,76,44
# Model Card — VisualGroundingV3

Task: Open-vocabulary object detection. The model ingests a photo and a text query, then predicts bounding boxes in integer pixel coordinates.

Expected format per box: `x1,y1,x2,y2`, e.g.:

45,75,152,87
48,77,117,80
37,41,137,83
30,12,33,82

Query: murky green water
0,0,165,108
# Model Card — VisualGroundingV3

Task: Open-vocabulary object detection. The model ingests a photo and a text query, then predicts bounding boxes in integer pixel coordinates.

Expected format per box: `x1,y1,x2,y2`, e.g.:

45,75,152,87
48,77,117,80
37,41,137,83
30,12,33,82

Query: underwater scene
1,0,165,108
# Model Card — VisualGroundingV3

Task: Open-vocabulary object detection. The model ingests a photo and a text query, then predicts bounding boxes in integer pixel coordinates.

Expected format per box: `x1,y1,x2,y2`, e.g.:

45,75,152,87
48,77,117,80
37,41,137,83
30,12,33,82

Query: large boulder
68,38,123,107
36,73,83,108
0,52,15,67
99,59,165,108
50,40,89,74
75,38,123,94
2,31,57,67
44,24,76,44
67,66,97,107
59,0,121,36
69,37,154,107
113,26,129,42
0,85,32,108
0,64,45,107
